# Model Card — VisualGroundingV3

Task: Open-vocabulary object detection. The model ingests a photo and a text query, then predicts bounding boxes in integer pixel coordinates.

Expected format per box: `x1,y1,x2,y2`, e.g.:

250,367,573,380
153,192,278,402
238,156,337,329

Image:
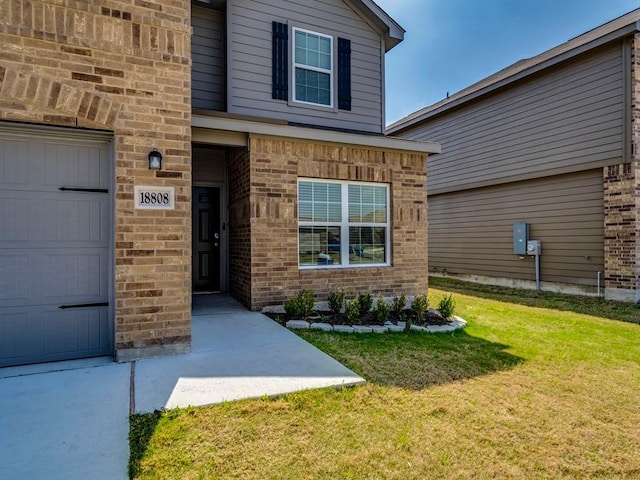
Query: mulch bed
264,309,452,327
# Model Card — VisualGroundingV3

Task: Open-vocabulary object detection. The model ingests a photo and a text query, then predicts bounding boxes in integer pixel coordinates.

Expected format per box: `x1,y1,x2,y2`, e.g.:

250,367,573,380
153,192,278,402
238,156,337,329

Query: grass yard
130,280,640,479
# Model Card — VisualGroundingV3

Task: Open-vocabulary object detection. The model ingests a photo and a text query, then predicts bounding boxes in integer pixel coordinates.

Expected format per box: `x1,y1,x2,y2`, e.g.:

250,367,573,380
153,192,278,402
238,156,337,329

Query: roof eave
192,113,441,154
353,0,405,52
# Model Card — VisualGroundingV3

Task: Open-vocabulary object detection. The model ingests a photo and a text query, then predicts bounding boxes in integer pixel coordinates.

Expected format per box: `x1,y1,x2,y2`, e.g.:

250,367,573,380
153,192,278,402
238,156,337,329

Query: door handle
214,232,220,239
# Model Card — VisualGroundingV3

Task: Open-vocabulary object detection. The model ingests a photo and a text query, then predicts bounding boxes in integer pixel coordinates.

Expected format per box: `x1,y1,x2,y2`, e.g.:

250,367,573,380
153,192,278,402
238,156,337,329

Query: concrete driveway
0,359,130,480
0,296,364,479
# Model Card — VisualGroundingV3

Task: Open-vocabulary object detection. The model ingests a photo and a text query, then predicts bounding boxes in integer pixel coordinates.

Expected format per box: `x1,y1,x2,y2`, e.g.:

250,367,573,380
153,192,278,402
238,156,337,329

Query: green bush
328,289,345,314
284,289,315,319
438,294,456,319
372,294,390,324
411,294,429,320
357,292,373,316
391,294,407,316
344,298,361,325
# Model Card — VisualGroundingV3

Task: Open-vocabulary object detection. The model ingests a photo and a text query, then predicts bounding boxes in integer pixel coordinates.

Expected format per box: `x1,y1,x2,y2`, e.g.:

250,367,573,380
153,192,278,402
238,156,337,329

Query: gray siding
192,5,225,111
400,43,624,194
428,170,604,286
227,0,384,133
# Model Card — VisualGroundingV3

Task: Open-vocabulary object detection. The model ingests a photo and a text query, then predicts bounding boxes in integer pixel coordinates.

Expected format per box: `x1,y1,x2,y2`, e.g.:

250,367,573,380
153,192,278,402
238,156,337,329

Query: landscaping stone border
285,316,467,334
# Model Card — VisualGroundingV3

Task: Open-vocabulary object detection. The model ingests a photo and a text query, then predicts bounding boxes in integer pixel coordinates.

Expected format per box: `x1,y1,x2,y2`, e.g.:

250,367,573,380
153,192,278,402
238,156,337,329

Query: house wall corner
604,33,640,302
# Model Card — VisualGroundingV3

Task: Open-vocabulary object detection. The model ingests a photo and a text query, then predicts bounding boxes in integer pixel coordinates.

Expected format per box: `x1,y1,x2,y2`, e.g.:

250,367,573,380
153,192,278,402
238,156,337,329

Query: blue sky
375,0,639,125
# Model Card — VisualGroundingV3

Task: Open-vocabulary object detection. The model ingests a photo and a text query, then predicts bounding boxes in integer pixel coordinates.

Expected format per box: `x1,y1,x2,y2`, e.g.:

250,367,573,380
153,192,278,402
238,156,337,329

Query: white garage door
0,125,112,367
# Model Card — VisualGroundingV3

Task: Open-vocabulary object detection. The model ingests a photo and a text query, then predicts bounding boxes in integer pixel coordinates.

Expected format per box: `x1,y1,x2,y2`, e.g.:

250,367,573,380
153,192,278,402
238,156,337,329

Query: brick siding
228,146,252,307
604,164,636,291
0,0,193,358
237,135,429,310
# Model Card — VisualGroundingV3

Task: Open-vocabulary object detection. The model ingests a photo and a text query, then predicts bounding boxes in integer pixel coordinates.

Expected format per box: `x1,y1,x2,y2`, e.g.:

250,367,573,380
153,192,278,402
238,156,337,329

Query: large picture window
298,179,390,268
293,28,333,107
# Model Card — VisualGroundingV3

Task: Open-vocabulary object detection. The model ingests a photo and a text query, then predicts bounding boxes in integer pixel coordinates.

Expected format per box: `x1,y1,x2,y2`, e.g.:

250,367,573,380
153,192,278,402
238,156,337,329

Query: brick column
604,164,637,299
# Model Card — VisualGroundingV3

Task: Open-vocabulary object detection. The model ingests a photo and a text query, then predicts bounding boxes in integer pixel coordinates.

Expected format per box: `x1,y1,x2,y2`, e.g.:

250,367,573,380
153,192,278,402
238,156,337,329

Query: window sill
299,263,391,271
288,99,338,114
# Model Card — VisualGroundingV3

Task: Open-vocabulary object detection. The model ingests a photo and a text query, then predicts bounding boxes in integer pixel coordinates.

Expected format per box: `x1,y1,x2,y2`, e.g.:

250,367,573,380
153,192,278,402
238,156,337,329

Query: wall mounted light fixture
148,149,163,170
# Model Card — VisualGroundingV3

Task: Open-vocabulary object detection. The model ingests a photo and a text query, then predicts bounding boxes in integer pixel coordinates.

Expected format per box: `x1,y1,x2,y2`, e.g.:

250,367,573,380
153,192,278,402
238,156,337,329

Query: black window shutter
272,22,288,101
337,37,351,111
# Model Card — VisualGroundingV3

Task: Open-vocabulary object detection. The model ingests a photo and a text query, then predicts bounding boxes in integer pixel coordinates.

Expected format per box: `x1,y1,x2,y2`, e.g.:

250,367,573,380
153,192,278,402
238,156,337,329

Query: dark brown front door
192,187,221,292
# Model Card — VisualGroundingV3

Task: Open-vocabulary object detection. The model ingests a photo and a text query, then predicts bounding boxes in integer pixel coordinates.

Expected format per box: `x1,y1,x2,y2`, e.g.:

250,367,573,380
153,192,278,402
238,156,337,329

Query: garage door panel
0,311,31,363
1,139,109,192
0,254,30,301
0,192,109,248
43,308,108,356
0,306,109,367
0,197,29,241
44,196,107,243
42,251,108,300
45,143,108,190
0,250,108,307
0,138,30,187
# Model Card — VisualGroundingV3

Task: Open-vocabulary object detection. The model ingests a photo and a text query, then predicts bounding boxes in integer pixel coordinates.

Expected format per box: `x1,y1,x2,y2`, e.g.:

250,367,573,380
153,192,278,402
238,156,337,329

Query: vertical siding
400,43,624,193
428,170,604,286
227,0,384,133
192,5,225,111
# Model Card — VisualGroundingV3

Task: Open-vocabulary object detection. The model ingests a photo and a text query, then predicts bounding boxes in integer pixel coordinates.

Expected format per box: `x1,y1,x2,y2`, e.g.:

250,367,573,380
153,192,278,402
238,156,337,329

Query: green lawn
130,280,640,479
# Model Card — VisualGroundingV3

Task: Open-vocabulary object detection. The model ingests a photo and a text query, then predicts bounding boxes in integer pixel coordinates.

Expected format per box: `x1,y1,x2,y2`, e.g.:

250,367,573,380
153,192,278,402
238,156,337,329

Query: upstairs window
293,28,333,107
272,23,351,110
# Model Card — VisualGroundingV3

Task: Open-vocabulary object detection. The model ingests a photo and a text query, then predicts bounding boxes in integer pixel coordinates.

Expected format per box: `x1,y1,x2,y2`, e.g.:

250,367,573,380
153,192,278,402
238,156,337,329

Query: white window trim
292,27,334,108
298,178,391,269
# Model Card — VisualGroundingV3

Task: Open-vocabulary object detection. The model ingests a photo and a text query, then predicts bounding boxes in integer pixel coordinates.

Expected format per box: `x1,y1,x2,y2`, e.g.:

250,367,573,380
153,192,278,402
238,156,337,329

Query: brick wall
228,146,252,307
0,0,193,358
603,34,639,301
604,164,636,292
243,135,428,309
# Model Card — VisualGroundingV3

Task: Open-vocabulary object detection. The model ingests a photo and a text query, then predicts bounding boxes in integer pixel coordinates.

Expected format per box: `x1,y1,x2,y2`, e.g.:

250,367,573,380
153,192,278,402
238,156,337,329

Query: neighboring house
0,0,439,367
389,9,640,303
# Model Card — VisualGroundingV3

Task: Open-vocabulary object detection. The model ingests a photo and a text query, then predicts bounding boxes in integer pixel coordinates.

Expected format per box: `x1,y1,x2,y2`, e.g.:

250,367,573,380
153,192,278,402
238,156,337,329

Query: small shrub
344,298,361,325
411,294,429,320
391,294,407,316
328,289,345,314
357,292,373,317
372,293,390,324
284,289,315,319
438,294,456,319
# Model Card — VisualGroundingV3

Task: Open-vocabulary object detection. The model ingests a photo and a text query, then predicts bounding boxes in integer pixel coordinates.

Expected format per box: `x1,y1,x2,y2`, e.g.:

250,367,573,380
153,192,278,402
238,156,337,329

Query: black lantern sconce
148,148,163,170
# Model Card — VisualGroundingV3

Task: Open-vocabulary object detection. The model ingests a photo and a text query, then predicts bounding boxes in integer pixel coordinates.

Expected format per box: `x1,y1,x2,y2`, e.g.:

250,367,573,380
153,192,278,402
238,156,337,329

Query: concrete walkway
135,303,364,412
0,296,364,480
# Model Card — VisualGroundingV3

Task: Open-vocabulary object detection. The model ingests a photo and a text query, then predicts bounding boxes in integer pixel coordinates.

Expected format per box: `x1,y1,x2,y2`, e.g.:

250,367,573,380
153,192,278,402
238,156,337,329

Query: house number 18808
138,191,170,205
134,186,175,210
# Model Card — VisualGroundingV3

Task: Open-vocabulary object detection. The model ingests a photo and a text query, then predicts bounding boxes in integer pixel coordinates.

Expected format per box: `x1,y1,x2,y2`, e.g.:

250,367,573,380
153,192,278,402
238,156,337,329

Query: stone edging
286,315,467,334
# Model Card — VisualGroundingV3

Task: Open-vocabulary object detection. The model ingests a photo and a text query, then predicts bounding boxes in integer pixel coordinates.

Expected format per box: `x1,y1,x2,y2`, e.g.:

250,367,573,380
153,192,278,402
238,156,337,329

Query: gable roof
350,0,405,51
388,8,640,133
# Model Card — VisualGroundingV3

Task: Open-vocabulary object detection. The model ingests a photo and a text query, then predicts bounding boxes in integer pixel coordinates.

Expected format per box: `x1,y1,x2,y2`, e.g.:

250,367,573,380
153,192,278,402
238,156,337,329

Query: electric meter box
527,240,541,256
513,222,529,255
